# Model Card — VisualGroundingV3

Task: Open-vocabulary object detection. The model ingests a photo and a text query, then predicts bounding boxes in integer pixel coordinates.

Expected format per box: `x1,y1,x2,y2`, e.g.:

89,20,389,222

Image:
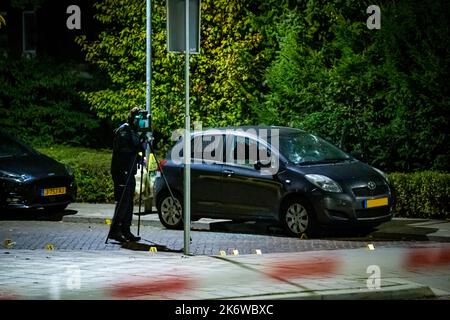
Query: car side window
191,134,224,164
226,136,269,169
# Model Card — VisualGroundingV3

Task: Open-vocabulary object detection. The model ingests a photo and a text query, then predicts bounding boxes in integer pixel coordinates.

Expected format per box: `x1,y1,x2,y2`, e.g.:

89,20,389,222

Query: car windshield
279,132,352,165
0,133,33,158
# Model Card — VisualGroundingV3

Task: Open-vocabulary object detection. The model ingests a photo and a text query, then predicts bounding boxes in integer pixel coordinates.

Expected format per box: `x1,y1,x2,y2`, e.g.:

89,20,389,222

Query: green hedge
389,172,450,219
37,146,449,218
37,146,114,203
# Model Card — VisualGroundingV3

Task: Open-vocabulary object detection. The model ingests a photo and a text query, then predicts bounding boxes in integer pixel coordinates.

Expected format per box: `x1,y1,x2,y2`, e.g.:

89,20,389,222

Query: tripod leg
105,155,138,244
106,181,125,244
138,162,144,236
106,201,119,244
149,143,176,202
106,177,125,244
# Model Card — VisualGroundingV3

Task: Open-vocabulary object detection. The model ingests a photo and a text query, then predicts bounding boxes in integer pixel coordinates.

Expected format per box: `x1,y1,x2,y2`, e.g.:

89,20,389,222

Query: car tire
157,192,183,230
280,197,317,237
43,204,69,214
356,226,377,236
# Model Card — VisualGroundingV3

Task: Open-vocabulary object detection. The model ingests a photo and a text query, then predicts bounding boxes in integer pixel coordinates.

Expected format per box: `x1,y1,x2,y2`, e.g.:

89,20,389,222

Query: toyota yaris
154,126,393,237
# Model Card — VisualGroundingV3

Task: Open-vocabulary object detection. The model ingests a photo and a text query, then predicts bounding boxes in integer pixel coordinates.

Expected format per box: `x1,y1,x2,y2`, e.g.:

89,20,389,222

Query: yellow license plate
365,197,388,208
42,187,66,197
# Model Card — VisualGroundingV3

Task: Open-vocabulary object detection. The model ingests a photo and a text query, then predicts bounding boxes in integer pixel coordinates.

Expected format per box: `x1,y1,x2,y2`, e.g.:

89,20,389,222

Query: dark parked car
154,126,393,237
0,130,76,213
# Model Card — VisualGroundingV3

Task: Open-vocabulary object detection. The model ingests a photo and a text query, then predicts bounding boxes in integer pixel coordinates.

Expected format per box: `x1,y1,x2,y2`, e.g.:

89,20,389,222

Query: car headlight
305,174,342,193
372,167,389,183
0,170,27,182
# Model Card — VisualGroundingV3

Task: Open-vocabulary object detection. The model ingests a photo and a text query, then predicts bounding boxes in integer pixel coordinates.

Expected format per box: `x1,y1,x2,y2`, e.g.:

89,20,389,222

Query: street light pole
183,0,191,255
146,0,152,146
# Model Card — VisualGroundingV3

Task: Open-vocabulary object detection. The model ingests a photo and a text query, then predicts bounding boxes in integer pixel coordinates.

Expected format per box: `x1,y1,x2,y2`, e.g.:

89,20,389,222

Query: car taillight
157,159,168,172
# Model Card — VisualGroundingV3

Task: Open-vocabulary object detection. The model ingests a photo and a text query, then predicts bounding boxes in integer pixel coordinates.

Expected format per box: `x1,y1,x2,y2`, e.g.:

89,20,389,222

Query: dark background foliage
0,56,112,147
1,0,448,215
71,0,449,172
256,0,449,172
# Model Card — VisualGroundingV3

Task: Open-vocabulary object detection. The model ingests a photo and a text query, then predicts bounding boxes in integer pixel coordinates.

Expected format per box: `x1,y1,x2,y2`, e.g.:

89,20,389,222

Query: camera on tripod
106,107,177,244
133,109,152,133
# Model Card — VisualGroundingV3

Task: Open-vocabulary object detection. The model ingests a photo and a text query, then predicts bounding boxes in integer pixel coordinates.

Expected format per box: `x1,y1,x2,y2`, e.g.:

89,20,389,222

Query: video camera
133,109,152,133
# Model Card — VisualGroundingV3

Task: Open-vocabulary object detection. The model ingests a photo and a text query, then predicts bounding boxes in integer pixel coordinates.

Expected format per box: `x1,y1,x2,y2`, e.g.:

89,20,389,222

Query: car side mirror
254,160,271,170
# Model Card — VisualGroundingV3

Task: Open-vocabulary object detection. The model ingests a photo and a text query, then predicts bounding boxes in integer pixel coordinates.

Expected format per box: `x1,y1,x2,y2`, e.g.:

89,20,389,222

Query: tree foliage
77,0,449,172
0,14,5,29
259,0,449,172
0,57,107,147
76,0,272,144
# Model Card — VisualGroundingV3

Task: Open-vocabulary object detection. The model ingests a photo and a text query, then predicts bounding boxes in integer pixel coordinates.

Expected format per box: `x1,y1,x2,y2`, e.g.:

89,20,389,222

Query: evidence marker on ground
3,239,15,249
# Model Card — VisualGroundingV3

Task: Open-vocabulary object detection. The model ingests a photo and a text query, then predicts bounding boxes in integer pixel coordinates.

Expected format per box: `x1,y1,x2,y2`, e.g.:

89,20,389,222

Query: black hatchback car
0,130,76,213
154,126,393,236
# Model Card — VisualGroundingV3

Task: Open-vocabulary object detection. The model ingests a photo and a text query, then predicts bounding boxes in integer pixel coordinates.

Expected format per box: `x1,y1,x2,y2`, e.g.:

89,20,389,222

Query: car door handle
223,169,234,177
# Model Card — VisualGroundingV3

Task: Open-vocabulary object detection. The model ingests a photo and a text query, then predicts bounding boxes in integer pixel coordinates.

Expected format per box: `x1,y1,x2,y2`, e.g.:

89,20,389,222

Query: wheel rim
285,203,309,234
160,196,182,226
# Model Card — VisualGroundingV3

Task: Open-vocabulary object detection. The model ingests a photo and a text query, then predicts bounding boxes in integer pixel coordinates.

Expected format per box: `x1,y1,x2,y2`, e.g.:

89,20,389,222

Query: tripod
105,135,177,244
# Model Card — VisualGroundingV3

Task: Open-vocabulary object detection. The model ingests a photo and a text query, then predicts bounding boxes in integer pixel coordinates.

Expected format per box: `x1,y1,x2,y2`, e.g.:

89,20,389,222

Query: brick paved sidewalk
1,245,449,300
63,203,450,242
0,220,435,254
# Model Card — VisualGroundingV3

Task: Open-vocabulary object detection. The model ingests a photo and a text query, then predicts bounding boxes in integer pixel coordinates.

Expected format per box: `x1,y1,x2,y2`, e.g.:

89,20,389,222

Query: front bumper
309,188,393,226
0,177,77,210
4,200,73,210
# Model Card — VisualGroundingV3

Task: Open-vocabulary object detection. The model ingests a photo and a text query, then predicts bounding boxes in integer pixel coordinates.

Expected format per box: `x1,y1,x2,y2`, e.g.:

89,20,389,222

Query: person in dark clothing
109,107,146,243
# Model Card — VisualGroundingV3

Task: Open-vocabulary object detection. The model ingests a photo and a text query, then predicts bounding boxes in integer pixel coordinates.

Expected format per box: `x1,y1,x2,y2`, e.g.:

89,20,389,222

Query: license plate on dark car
364,197,388,208
41,187,66,197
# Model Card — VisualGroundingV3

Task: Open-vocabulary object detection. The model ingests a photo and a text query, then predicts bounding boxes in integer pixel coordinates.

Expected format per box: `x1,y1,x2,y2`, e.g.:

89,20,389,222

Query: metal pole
183,0,191,255
144,0,152,226
146,0,152,155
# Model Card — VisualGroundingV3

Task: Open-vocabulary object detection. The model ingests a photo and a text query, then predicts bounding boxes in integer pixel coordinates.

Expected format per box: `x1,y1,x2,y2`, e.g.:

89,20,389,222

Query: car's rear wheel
157,192,183,229
43,204,68,214
281,197,317,237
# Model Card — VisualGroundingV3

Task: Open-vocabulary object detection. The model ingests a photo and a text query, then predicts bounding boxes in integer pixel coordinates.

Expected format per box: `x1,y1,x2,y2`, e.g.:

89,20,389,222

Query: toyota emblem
368,181,376,190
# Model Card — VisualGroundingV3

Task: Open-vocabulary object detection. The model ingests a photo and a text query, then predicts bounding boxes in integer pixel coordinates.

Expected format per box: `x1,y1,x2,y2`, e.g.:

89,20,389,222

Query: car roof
192,126,305,138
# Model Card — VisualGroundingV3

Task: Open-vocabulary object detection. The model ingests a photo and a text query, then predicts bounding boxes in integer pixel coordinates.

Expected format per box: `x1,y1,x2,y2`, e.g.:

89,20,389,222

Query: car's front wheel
157,192,183,229
281,197,317,237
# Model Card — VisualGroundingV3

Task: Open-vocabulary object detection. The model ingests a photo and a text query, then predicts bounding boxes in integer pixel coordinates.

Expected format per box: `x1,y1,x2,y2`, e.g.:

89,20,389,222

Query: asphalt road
0,211,438,255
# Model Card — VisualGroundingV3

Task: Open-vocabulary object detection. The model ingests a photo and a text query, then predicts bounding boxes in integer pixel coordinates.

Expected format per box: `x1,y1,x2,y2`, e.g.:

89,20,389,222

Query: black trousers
112,171,136,231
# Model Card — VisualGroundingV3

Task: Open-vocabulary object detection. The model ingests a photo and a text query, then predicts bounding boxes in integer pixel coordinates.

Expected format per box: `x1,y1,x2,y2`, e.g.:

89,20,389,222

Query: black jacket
111,123,144,177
